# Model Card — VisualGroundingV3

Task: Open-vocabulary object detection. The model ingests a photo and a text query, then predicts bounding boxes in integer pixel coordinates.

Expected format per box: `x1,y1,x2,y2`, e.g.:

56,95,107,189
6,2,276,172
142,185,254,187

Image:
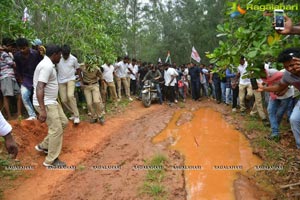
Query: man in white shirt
114,56,133,101
101,62,118,104
238,57,268,123
128,58,139,95
0,111,18,158
33,44,68,167
56,45,80,124
164,63,178,105
238,56,253,113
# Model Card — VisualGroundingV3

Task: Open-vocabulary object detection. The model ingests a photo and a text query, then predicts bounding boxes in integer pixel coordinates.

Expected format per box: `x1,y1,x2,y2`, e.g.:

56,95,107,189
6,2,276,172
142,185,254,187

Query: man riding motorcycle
142,65,163,104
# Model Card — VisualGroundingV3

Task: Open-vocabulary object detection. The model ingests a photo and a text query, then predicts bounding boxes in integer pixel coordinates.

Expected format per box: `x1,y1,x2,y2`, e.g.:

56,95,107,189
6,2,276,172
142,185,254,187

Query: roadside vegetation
0,139,21,198
232,111,300,199
140,154,168,200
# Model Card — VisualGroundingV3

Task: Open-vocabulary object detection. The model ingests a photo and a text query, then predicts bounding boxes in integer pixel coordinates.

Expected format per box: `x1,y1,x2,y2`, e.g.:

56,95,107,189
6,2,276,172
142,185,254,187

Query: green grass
75,97,132,121
179,102,185,108
254,136,270,148
140,154,168,199
142,183,166,199
244,119,269,132
147,154,167,166
77,165,86,171
0,157,21,180
0,154,22,199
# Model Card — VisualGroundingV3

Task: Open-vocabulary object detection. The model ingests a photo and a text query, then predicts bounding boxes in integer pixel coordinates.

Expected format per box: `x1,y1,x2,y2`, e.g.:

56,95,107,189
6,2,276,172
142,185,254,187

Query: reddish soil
2,98,296,199
2,101,186,200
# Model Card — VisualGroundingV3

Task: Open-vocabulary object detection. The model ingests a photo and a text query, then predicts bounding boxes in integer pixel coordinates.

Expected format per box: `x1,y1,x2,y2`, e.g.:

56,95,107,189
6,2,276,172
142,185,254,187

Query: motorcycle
141,80,160,107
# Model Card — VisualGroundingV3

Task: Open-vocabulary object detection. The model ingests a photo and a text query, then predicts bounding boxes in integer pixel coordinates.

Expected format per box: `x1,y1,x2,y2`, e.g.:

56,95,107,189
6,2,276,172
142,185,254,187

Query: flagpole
190,46,192,63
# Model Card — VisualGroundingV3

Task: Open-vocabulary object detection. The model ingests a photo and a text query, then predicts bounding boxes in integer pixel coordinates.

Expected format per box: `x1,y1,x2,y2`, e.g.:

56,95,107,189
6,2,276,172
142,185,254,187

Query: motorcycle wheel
142,93,151,108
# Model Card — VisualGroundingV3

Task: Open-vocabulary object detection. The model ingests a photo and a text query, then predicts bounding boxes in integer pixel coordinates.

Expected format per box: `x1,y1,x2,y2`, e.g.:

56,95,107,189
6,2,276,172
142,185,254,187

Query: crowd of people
0,16,300,167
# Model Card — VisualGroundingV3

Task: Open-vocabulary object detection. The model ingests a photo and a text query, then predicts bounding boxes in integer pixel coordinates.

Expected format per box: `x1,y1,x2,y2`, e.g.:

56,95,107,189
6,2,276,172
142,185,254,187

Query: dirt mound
9,120,48,162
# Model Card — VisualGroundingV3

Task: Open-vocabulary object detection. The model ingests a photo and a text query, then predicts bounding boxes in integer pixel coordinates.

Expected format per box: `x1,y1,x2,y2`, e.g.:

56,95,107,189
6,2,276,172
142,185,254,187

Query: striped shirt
0,51,15,80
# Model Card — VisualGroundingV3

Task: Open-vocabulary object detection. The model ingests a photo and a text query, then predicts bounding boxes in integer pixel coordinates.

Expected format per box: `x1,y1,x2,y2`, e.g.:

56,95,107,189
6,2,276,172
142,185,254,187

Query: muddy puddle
153,107,262,200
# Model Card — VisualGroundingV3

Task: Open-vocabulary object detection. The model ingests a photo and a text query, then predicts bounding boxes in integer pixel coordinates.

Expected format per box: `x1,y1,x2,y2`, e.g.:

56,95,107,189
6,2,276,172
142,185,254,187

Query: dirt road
3,101,185,200
2,99,281,200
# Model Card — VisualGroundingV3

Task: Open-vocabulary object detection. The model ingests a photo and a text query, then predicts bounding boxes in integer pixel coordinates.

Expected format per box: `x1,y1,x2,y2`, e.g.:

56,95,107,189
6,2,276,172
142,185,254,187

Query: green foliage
1,0,121,63
117,0,225,63
1,0,227,64
206,0,300,77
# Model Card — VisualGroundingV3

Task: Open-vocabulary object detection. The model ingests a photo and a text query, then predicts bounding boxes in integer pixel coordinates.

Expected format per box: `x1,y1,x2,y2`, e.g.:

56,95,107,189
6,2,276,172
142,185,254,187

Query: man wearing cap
31,38,42,51
32,39,46,57
14,38,43,120
78,59,105,124
56,44,81,124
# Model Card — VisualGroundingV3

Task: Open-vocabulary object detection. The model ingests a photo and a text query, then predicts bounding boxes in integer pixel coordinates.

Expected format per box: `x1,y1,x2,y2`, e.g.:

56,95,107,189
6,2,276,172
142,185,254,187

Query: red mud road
2,100,273,200
3,101,185,200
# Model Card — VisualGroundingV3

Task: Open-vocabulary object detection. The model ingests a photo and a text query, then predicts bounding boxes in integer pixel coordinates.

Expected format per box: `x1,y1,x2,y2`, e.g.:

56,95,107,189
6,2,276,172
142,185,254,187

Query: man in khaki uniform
78,58,105,124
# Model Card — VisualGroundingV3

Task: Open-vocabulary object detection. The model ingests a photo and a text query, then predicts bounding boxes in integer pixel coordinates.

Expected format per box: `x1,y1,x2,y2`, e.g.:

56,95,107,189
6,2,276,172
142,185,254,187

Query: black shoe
35,144,48,154
98,116,105,125
90,118,97,124
43,158,66,167
262,119,270,127
240,111,246,116
266,135,280,142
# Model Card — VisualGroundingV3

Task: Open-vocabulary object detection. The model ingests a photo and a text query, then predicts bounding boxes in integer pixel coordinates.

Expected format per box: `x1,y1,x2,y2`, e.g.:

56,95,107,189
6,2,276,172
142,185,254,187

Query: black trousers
166,86,175,103
232,86,239,108
214,81,222,102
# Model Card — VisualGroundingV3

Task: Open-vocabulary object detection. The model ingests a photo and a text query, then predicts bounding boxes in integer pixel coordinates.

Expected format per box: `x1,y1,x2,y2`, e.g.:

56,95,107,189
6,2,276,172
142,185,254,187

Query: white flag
191,46,201,63
22,7,29,22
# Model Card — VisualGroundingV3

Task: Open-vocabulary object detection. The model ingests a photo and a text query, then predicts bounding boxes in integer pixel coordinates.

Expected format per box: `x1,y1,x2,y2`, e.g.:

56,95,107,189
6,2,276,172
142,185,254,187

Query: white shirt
33,56,58,106
56,54,79,84
238,61,250,85
183,68,189,76
114,61,128,78
128,64,138,80
101,63,115,82
164,67,178,86
0,112,12,137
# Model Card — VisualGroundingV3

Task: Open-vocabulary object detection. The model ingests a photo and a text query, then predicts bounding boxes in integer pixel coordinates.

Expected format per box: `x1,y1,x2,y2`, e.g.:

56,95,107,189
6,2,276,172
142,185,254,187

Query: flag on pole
191,46,201,63
22,7,29,22
165,51,172,64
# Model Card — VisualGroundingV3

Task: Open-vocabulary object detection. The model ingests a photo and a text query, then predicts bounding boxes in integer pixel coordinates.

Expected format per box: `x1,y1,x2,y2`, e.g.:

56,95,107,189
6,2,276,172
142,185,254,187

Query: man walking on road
56,44,81,125
33,44,68,167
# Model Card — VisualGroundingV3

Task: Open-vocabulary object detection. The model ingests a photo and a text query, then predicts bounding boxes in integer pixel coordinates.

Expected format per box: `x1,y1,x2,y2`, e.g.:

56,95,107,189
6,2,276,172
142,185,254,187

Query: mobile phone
274,9,284,30
250,78,258,90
